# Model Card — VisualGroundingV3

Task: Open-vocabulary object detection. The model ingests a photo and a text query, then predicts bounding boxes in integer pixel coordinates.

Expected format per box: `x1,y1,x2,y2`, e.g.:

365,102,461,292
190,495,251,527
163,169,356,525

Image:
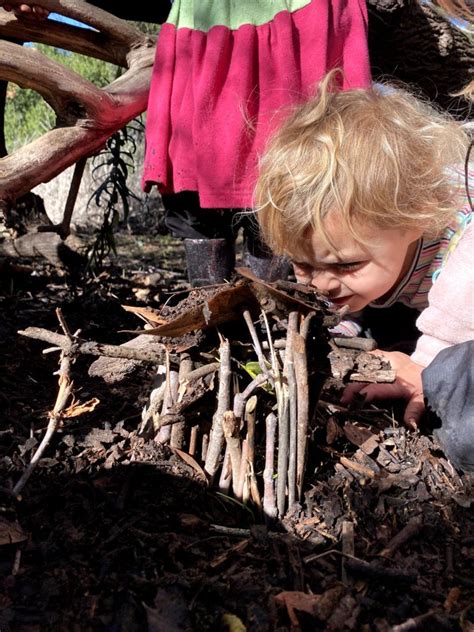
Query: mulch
0,235,473,632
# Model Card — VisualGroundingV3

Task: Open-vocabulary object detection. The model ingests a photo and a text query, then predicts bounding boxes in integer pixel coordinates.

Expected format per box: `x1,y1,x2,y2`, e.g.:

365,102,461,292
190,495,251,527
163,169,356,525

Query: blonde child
256,71,473,466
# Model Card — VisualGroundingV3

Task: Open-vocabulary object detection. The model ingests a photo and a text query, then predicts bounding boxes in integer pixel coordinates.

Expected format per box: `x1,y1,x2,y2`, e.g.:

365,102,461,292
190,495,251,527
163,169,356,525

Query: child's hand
1,3,49,19
341,351,425,430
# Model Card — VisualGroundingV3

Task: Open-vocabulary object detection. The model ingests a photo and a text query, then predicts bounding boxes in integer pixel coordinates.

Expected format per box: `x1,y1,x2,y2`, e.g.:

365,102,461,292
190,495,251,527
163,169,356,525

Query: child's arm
411,219,473,367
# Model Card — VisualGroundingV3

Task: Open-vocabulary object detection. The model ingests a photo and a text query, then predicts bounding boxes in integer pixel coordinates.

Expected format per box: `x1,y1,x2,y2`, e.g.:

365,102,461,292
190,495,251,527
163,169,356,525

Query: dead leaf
122,304,168,327
0,518,28,546
344,423,377,449
125,282,259,338
274,591,321,628
63,398,100,419
170,447,209,484
326,417,342,445
237,267,325,314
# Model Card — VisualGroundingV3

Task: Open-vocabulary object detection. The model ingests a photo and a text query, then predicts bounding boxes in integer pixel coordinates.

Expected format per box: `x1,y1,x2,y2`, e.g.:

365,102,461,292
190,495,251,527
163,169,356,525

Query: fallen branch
18,327,166,363
14,309,76,496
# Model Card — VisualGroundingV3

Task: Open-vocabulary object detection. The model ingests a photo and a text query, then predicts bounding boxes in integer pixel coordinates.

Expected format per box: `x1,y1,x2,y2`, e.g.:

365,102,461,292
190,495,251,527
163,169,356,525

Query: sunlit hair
255,70,470,257
432,0,474,20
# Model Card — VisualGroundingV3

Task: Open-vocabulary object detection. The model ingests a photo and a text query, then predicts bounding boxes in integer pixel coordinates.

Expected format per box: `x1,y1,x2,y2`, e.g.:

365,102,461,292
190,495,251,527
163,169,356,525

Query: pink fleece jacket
412,219,474,367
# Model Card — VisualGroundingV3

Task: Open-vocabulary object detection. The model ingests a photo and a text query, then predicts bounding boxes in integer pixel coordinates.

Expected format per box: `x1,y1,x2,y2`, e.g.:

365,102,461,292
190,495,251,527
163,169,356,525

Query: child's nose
310,272,340,294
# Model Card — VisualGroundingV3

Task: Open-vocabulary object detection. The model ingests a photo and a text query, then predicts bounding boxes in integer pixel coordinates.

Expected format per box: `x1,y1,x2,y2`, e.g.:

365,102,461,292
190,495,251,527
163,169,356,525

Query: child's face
291,214,422,314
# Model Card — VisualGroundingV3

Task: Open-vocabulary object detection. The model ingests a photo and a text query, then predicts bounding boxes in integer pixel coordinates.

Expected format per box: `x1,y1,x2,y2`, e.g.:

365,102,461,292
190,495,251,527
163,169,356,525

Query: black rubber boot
243,252,290,282
184,238,235,287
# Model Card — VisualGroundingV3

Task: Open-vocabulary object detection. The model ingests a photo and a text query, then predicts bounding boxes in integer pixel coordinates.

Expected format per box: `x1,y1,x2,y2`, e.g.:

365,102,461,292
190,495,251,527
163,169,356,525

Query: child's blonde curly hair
255,71,470,257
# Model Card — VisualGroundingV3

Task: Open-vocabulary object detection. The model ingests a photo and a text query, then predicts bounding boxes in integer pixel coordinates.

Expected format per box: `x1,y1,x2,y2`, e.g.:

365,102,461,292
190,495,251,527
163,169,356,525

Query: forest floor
0,232,473,632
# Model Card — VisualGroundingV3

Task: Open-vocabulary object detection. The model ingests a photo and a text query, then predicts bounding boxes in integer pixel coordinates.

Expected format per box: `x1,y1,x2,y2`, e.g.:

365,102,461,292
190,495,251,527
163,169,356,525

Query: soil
0,233,473,632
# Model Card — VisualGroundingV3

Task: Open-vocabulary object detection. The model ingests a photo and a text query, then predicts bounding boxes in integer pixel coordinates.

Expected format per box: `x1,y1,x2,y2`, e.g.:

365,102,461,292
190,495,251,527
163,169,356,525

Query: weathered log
0,0,156,218
0,231,86,267
368,0,473,115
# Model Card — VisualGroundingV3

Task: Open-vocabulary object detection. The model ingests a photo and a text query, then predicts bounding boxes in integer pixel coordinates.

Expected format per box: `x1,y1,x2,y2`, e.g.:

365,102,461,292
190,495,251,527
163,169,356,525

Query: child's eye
333,262,364,272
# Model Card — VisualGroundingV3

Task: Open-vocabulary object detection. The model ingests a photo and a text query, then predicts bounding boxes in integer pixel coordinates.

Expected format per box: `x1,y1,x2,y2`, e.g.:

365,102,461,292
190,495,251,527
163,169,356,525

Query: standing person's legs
239,213,290,282
162,192,235,286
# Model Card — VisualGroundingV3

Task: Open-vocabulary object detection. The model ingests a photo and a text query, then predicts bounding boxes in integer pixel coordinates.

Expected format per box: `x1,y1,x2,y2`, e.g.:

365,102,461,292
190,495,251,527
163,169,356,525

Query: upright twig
156,352,178,444
140,364,167,436
236,439,249,502
170,352,193,449
285,312,299,509
245,396,261,508
276,350,289,516
233,373,270,420
222,411,242,498
243,310,273,386
263,413,278,520
260,309,288,517
341,520,355,585
295,314,313,500
204,337,232,480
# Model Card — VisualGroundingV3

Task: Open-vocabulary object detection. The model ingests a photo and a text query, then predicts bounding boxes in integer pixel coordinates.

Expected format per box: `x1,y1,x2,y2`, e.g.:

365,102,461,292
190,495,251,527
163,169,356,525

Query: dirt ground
0,233,473,632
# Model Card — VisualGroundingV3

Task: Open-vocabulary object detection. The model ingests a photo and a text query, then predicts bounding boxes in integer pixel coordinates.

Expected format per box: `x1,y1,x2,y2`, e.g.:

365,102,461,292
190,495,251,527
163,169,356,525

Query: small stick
186,362,220,382
300,311,317,339
204,338,232,480
189,424,199,457
340,456,376,479
379,515,423,558
262,339,286,350
391,610,439,631
344,558,417,584
285,312,298,509
201,432,209,462
233,373,270,419
12,548,22,576
209,525,251,537
222,411,242,498
243,310,273,385
341,521,355,584
170,352,193,449
263,413,278,520
350,370,396,383
333,336,377,351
